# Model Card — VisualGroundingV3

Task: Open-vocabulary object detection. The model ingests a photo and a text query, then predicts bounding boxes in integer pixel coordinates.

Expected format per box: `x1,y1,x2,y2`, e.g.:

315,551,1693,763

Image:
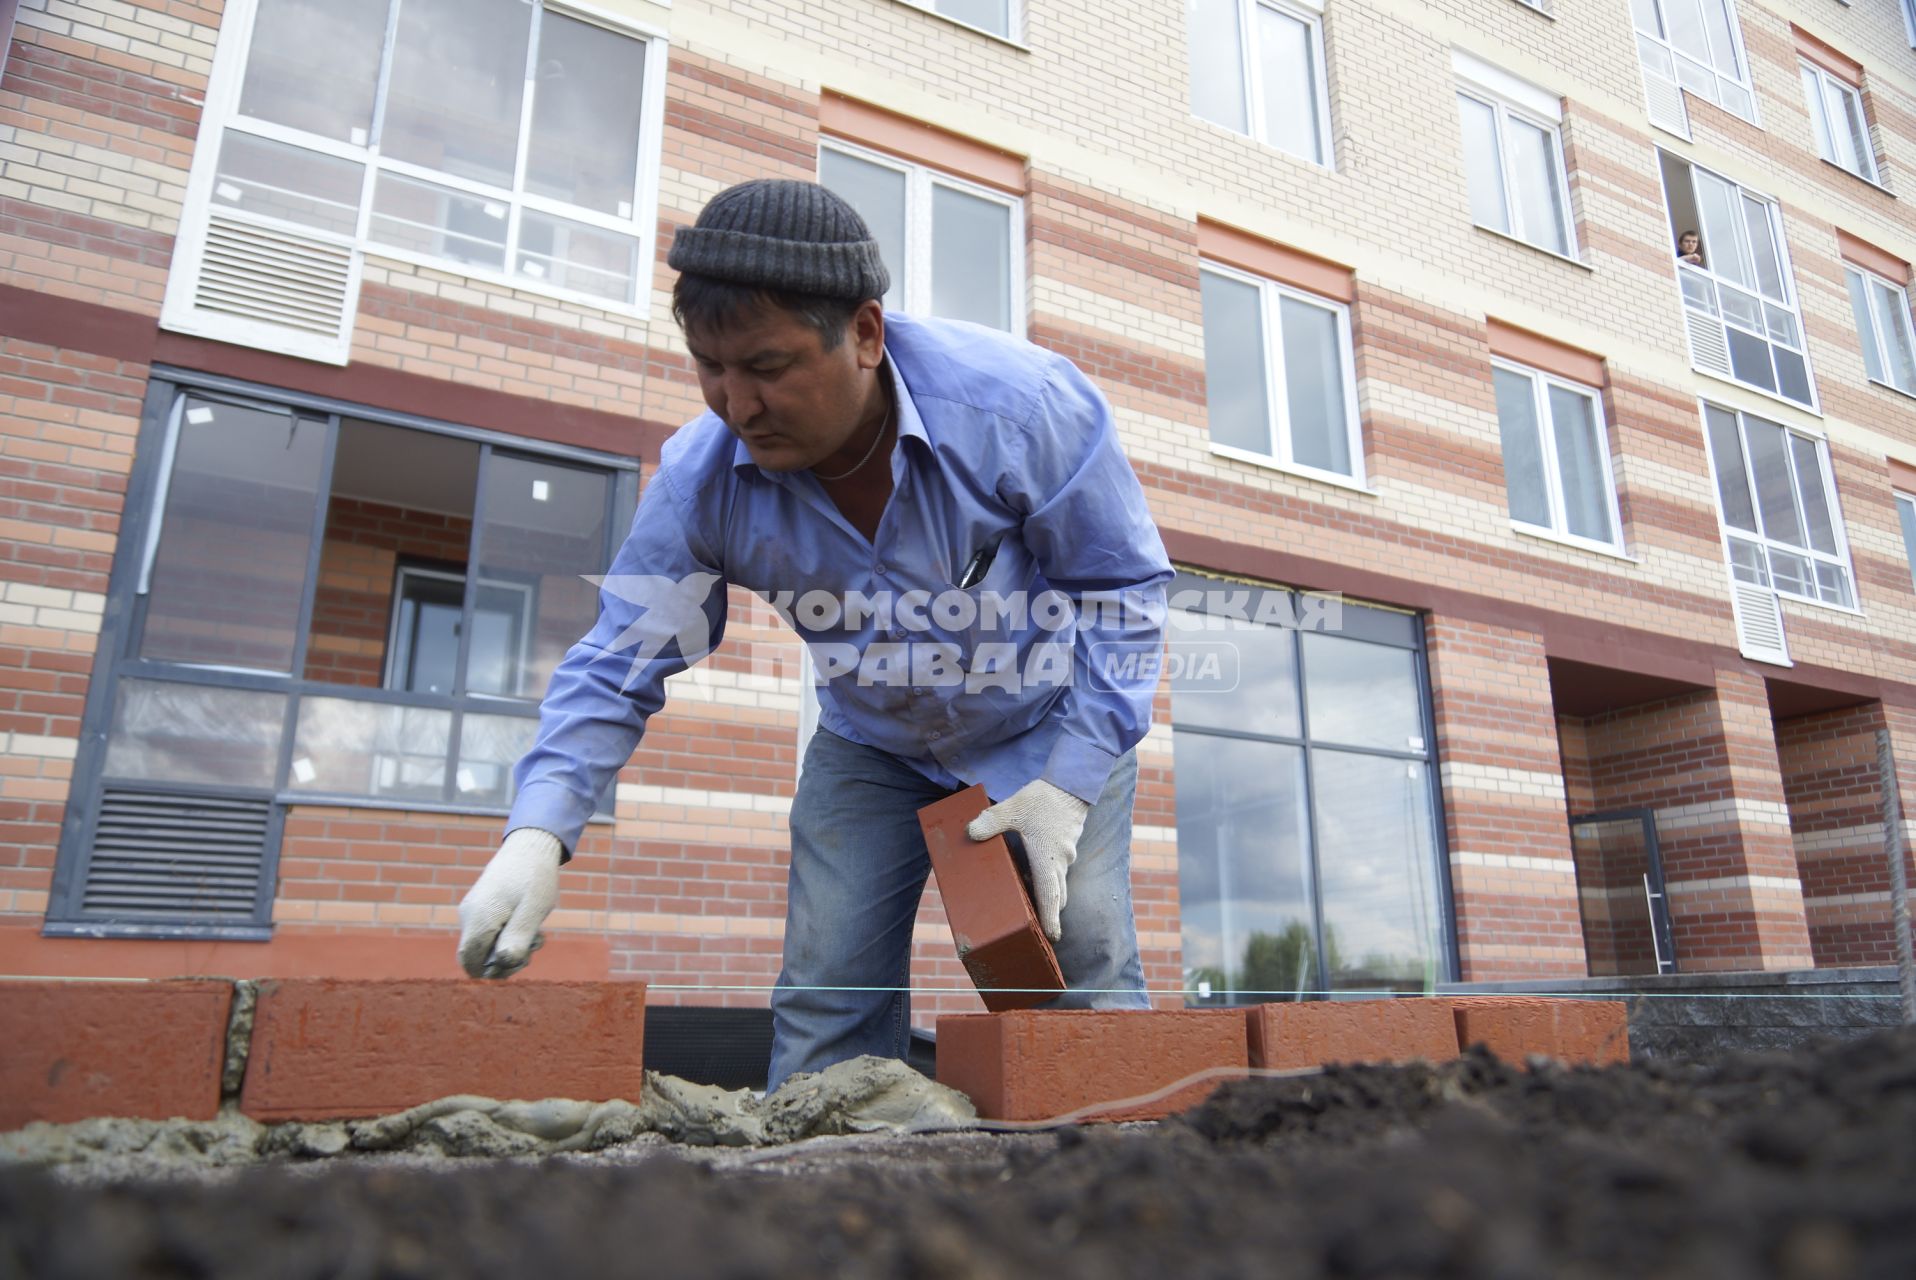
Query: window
1188,0,1333,167
1906,0,1916,48
49,381,636,935
902,0,1017,41
1898,492,1916,591
1703,403,1854,608
1198,262,1362,483
1455,63,1575,259
819,142,1023,334
163,0,667,361
1631,0,1755,123
1661,154,1815,409
1170,580,1448,1003
1801,62,1877,183
1847,265,1916,396
1493,363,1622,550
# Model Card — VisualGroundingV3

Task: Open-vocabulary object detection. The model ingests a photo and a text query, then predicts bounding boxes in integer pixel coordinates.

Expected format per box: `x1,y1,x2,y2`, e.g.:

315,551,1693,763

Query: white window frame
899,0,1023,44
1846,263,1916,399
1662,157,1818,413
170,0,668,330
1896,491,1916,592
818,139,1027,339
1453,53,1577,261
1192,0,1336,170
1631,0,1758,125
1198,260,1365,489
1800,60,1879,184
1700,401,1857,612
1491,360,1624,555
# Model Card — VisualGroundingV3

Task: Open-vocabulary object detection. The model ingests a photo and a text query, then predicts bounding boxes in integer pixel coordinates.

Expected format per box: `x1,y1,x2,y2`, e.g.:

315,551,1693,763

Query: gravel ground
5,1028,1916,1278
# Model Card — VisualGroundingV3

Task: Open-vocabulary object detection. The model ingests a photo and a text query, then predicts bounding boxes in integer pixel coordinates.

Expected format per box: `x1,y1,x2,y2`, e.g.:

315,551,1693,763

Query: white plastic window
1845,265,1916,397
1631,0,1756,123
818,142,1024,336
1703,403,1855,609
1457,87,1575,258
205,0,665,310
1801,62,1877,184
1897,492,1916,592
1198,262,1363,484
1188,0,1334,168
902,0,1018,41
1491,363,1622,552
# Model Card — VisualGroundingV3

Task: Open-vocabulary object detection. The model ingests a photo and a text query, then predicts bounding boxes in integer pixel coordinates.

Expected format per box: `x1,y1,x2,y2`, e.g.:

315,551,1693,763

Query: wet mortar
4,1030,1916,1277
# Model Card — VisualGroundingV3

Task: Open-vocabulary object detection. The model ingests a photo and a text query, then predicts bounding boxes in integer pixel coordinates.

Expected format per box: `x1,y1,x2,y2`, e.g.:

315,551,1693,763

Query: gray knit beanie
668,179,890,300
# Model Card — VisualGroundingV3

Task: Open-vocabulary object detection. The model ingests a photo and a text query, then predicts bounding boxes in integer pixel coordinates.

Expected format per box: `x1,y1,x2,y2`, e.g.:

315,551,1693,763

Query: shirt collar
730,342,927,482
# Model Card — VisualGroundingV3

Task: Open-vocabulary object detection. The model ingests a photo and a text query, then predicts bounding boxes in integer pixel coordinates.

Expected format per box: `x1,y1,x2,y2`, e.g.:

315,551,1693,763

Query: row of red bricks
1,978,1625,1129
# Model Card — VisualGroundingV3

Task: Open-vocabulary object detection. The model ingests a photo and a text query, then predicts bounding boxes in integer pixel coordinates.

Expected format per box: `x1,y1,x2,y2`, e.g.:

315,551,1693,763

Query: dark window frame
45,367,639,940
1165,570,1458,1000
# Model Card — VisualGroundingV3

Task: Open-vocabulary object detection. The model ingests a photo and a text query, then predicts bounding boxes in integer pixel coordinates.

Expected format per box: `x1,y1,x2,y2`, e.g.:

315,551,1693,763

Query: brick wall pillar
1424,617,1585,980
1775,699,1916,966
1583,670,1812,972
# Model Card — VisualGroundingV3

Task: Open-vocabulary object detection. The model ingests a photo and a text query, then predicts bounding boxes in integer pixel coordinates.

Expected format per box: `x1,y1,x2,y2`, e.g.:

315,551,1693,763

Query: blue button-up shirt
507,313,1172,853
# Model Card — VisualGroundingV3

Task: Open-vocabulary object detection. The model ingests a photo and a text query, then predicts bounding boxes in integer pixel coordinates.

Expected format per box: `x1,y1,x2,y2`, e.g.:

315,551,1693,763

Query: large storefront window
1172,577,1450,1002
48,379,636,937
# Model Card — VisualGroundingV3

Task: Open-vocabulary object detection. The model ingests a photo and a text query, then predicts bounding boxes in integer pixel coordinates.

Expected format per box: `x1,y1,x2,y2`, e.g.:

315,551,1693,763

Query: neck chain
812,393,893,483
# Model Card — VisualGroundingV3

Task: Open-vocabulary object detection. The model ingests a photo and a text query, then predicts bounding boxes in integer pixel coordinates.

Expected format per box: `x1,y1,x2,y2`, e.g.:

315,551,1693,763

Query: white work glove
457,827,563,979
967,779,1090,943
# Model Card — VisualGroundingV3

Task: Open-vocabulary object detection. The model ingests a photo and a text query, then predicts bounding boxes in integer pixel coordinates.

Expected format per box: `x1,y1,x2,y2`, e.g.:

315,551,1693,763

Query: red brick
1442,997,1631,1067
917,785,1064,1011
0,979,232,1126
238,979,646,1121
1246,998,1461,1070
936,1009,1246,1122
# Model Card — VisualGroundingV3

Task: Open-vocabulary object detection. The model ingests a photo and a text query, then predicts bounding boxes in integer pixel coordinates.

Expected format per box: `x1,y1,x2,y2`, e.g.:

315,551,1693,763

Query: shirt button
890,628,905,640
873,563,887,575
928,731,942,741
912,687,926,696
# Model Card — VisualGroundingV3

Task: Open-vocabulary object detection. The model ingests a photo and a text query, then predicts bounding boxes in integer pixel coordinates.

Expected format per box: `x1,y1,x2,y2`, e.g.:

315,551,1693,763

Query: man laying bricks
456,179,1172,1092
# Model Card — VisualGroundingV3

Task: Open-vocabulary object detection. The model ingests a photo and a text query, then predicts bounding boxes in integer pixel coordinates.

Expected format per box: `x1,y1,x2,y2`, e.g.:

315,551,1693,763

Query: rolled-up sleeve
1011,355,1172,803
506,465,727,857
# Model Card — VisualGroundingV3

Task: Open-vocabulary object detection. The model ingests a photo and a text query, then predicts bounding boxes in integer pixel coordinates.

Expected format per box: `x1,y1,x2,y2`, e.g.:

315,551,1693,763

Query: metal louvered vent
1730,579,1790,667
193,212,355,338
81,789,271,919
1686,309,1732,377
1644,73,1690,140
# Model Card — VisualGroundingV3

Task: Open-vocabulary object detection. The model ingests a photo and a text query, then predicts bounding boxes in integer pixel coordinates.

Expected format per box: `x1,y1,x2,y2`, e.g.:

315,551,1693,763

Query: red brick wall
1774,702,1916,966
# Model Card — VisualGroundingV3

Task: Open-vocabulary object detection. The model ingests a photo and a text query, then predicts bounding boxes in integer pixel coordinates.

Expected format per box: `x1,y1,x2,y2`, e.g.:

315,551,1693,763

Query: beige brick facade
4,0,1916,1016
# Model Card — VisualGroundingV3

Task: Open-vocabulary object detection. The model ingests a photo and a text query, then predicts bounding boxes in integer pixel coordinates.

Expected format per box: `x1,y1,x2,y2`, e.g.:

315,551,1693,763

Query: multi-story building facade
3,0,1915,1021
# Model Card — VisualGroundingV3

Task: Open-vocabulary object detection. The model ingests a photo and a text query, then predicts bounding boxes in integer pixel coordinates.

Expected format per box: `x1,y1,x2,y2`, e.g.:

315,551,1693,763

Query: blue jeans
766,727,1147,1091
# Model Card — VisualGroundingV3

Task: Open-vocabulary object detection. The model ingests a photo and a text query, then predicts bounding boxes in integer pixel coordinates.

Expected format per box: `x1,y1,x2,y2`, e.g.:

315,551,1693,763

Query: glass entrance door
1569,809,1677,976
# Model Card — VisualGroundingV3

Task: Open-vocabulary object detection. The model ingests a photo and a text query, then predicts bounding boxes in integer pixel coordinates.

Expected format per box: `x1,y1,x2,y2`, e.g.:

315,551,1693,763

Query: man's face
685,301,885,473
1680,234,1699,255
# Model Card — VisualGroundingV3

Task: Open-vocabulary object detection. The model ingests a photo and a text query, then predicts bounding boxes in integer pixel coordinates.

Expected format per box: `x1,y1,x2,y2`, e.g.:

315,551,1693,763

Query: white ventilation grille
194,213,354,337
1686,308,1733,377
162,207,361,366
80,789,272,920
1644,72,1691,140
1730,578,1791,666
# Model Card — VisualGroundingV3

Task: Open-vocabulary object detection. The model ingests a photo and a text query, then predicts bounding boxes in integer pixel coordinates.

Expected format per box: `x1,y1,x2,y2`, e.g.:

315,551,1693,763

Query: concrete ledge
1,979,232,1126
1247,999,1461,1070
1441,997,1630,1066
239,979,646,1122
937,1009,1245,1122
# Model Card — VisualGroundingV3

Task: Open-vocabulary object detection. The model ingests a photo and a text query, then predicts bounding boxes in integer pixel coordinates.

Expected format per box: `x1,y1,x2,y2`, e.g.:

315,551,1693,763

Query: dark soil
6,1028,1916,1279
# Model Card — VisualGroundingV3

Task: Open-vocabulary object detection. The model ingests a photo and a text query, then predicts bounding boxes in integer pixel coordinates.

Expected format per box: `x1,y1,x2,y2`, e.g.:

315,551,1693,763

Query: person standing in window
1677,229,1705,267
454,180,1172,1092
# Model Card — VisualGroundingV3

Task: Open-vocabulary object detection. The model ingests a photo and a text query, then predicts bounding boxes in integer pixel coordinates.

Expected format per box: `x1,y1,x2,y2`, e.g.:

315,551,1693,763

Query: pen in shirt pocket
956,533,1006,590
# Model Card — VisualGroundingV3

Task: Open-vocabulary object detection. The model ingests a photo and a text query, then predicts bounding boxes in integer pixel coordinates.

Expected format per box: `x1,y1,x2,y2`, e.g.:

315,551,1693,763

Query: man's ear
851,300,885,370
